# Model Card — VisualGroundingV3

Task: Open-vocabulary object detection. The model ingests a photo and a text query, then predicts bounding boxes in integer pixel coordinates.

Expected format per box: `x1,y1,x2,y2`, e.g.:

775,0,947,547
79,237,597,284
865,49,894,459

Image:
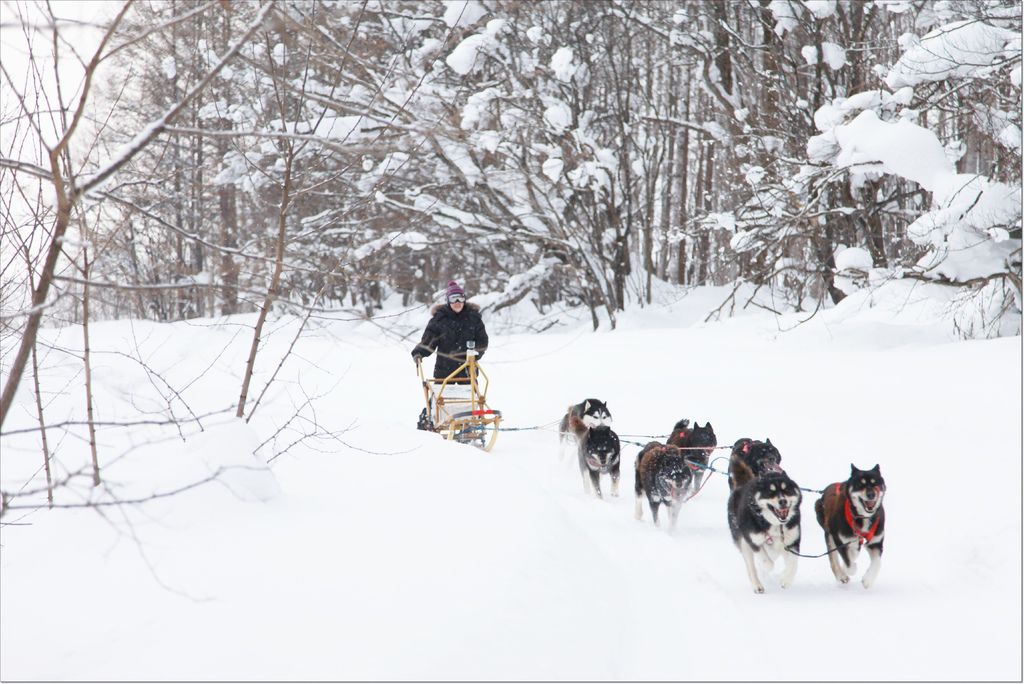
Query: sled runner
416,342,501,451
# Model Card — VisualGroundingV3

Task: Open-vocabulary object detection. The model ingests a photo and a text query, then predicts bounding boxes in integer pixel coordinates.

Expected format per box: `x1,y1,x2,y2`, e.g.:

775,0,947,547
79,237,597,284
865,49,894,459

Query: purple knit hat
445,280,465,300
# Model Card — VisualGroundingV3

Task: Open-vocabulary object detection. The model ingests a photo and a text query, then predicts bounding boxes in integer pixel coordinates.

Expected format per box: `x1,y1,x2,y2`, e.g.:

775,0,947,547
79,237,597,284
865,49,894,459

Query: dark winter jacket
412,302,489,381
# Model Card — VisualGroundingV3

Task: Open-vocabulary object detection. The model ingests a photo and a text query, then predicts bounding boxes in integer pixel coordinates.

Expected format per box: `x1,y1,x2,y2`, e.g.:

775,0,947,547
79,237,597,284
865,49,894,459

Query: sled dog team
559,398,887,594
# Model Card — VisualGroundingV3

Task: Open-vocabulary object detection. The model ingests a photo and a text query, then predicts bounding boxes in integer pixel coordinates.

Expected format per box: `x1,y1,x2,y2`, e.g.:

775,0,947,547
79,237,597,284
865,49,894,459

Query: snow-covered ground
1,283,1021,680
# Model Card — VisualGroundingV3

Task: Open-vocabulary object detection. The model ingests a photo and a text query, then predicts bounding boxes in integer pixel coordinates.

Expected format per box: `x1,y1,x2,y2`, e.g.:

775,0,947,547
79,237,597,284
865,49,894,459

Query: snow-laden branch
103,0,220,60
76,2,274,199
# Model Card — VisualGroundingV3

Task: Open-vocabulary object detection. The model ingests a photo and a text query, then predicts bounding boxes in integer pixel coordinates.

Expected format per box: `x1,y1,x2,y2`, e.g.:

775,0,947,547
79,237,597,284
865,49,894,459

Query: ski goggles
447,295,466,304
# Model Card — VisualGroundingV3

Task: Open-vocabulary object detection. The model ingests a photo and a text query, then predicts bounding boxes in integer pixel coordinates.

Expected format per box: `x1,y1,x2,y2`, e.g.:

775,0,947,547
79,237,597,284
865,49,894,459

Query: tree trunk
81,245,101,486
676,78,691,285
0,184,72,427
237,147,295,418
24,249,54,505
219,180,240,315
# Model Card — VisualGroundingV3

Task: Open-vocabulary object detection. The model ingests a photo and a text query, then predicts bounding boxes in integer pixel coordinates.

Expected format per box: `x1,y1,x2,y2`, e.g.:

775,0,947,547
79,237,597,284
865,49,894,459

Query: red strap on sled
471,409,494,416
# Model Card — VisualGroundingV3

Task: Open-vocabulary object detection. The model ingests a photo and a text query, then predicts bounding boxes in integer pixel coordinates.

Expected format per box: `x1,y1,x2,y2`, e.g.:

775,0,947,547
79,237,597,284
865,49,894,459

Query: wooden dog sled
416,342,501,451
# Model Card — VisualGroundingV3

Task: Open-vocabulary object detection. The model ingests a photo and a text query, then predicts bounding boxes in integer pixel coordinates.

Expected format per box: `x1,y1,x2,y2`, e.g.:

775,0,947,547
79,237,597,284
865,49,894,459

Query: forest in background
1,0,1021,352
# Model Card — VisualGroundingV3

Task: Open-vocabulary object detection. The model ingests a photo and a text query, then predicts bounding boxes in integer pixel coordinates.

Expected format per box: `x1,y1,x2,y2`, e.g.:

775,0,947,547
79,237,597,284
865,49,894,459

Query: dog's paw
838,575,850,584
753,584,765,594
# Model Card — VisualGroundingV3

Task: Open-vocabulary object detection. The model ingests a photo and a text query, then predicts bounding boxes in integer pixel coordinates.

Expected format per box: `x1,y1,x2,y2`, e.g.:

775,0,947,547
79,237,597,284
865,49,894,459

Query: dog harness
837,483,880,546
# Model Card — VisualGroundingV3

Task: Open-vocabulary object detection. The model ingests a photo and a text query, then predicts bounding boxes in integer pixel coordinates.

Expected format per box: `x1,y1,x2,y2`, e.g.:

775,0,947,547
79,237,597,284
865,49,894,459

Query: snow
833,110,952,189
438,139,482,186
821,41,846,69
460,86,501,129
160,56,176,79
446,33,489,75
769,0,802,36
801,42,845,69
1,288,1020,680
812,89,912,132
743,165,766,185
541,157,564,181
550,46,576,82
351,230,429,260
833,245,873,271
801,0,836,19
833,245,874,295
885,20,1020,89
446,11,507,75
311,115,370,141
542,99,572,134
998,122,1022,151
706,211,737,232
828,110,1021,239
442,0,487,29
187,420,281,502
818,108,1022,290
476,129,501,153
874,0,913,13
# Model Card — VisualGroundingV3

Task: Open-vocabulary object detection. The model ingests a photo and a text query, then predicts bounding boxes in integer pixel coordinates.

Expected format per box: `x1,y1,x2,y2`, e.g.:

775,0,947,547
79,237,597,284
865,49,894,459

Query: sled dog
569,417,620,499
667,419,717,496
814,464,886,589
634,441,693,530
559,399,612,442
727,471,802,594
728,438,783,491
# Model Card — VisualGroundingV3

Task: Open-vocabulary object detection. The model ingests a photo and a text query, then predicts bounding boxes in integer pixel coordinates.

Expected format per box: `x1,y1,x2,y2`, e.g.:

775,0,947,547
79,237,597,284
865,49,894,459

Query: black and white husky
814,464,886,589
571,422,621,499
559,399,612,440
727,471,802,594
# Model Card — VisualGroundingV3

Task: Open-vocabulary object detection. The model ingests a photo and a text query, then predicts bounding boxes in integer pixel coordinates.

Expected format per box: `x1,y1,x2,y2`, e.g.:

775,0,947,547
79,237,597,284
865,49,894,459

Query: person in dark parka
412,280,489,382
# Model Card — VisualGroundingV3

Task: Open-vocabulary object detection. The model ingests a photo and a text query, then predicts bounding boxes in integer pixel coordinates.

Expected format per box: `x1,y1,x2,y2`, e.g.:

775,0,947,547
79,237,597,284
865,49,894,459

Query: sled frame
417,351,501,451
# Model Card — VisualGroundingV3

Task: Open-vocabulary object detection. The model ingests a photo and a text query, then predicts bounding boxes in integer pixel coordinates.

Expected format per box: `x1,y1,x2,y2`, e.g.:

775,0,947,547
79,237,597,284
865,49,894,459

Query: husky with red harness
814,464,887,589
666,419,717,498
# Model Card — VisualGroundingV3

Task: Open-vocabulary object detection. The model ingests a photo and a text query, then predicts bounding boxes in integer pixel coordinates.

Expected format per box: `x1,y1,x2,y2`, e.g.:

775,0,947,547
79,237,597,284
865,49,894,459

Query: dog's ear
870,464,880,474
850,463,859,476
705,422,712,429
765,438,773,446
584,400,591,412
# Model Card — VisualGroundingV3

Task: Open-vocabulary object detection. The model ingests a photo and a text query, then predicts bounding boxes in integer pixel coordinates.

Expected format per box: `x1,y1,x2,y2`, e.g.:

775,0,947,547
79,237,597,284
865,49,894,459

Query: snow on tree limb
886,20,1020,89
77,2,275,199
